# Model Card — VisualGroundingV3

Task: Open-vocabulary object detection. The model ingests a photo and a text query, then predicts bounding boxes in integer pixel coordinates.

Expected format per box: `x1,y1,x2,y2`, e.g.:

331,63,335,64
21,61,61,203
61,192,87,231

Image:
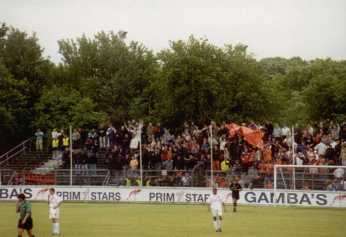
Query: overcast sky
1,0,346,63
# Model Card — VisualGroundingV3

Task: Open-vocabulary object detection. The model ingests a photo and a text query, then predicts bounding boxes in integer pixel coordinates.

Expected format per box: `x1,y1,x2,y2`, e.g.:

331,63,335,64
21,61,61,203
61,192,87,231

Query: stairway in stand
0,150,54,185
2,150,52,172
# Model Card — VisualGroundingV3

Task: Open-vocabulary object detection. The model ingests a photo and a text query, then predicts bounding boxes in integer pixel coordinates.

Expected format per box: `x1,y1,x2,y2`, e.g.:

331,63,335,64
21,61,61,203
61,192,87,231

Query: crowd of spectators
35,120,346,189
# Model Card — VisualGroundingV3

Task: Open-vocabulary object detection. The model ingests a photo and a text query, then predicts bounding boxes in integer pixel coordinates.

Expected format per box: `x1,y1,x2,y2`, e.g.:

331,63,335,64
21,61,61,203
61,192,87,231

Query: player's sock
56,223,60,234
213,217,218,230
213,221,218,230
217,217,222,230
53,223,58,234
53,223,59,234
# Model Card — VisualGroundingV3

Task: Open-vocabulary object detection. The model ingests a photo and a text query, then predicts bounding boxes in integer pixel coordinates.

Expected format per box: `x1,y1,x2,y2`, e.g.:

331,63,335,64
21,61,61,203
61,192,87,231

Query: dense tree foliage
0,22,345,149
0,23,53,149
58,31,157,123
35,86,107,129
153,37,274,126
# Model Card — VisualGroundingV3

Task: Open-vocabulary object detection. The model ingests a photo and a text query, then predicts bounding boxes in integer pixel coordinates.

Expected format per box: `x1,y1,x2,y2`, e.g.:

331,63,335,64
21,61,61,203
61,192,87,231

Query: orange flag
226,123,264,149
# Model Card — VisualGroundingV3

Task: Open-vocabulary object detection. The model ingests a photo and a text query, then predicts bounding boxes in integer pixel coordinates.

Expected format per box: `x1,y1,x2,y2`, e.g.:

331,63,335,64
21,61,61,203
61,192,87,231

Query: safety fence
1,167,345,192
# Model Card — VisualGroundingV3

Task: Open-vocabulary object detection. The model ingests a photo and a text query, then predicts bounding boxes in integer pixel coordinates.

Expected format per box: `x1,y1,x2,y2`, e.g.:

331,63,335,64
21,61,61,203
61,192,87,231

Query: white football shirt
209,194,223,210
49,194,62,209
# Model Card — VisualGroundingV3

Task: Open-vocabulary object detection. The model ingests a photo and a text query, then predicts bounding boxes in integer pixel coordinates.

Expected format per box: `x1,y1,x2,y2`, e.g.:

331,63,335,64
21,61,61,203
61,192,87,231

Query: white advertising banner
0,186,345,208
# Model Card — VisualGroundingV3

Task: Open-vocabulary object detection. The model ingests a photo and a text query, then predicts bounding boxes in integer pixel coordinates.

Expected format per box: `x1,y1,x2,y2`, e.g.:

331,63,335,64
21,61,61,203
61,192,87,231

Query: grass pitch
0,202,345,237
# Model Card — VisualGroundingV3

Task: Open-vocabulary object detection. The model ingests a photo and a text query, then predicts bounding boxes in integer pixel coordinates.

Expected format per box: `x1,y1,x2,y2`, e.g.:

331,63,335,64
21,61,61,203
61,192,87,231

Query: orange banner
226,123,264,149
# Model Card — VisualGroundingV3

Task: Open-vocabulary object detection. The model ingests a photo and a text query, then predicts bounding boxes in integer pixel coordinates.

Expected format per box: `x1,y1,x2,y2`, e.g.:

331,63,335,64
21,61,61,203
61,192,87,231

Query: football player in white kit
48,188,63,235
208,187,225,232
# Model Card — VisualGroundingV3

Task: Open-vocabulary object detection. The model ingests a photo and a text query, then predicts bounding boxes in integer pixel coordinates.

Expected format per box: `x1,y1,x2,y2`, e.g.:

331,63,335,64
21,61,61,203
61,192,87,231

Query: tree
35,87,107,129
0,63,28,150
58,31,158,122
153,36,225,126
0,22,54,144
153,36,274,127
216,44,274,122
304,59,346,122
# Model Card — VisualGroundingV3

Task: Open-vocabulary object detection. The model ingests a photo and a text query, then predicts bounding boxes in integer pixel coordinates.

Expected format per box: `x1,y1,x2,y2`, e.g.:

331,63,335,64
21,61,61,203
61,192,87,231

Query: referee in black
229,177,242,212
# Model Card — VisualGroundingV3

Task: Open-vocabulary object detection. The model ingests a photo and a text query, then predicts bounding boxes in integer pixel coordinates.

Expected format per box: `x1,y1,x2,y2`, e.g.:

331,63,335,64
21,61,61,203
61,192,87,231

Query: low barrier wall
0,186,345,208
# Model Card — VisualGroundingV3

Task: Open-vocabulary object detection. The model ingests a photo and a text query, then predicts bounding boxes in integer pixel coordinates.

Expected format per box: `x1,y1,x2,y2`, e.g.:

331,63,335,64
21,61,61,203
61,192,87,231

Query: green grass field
0,202,345,237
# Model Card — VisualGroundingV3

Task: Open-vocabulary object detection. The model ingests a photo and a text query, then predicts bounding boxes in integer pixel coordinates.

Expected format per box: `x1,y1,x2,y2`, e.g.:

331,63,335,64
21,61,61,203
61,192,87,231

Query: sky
1,0,346,63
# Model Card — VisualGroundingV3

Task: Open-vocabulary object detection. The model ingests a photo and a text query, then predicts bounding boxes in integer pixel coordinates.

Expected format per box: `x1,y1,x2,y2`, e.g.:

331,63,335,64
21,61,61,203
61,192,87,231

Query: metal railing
54,169,110,186
274,165,346,191
0,138,33,166
0,169,17,185
0,168,233,187
1,166,344,191
109,169,243,187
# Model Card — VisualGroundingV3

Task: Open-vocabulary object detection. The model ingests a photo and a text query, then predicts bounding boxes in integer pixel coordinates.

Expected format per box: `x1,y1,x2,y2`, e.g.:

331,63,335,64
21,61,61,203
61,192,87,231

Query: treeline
1,23,346,149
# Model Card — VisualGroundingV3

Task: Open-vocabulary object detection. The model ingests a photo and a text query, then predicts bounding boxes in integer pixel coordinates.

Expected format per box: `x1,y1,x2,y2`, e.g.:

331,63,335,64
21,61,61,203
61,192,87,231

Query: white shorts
49,208,60,219
211,208,223,217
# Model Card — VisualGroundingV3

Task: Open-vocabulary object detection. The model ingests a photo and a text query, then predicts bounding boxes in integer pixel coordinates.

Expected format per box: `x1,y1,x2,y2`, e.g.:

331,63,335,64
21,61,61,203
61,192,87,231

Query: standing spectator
272,124,282,139
106,124,116,148
281,125,290,138
74,151,82,175
34,129,44,151
58,130,64,151
340,123,346,142
129,156,139,170
264,121,274,140
72,129,81,149
147,122,154,142
98,126,107,149
213,145,221,170
80,150,88,175
88,129,98,148
51,129,60,159
181,172,192,186
87,149,97,175
62,133,69,150
315,141,328,157
340,142,346,166
302,129,314,148
220,158,231,173
173,155,185,170
161,146,173,170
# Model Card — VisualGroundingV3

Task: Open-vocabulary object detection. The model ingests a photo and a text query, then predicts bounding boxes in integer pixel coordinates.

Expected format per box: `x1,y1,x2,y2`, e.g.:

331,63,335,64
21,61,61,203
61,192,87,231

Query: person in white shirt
281,125,290,137
37,187,63,235
47,188,63,235
208,187,224,232
334,167,345,179
315,142,327,156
